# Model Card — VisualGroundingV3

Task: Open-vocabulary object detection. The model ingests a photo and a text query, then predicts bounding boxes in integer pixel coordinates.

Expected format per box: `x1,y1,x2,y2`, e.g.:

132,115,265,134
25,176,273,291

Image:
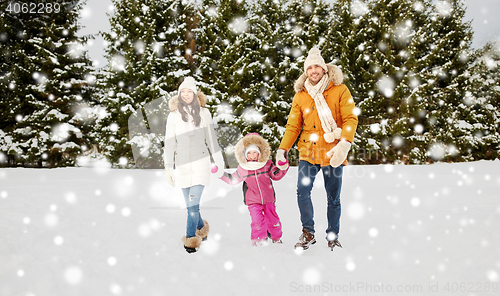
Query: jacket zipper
255,170,264,204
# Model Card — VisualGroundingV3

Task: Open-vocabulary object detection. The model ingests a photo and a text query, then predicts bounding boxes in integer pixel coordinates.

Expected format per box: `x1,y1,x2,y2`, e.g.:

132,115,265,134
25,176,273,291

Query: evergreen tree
451,41,500,161
194,0,248,102
269,0,332,163
98,0,196,167
325,0,428,164
0,0,96,167
410,0,475,163
323,0,371,162
203,0,332,164
323,0,478,164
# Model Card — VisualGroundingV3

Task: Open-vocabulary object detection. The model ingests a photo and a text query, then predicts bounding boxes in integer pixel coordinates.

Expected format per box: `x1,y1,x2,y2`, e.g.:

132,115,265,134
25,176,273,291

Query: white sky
78,0,500,68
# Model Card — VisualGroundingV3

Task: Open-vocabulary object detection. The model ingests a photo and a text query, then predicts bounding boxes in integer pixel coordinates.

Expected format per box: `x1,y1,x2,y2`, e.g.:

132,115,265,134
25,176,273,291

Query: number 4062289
6,2,61,14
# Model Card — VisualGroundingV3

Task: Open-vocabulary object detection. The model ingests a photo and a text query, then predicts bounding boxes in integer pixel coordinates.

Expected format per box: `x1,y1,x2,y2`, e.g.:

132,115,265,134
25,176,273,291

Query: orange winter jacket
279,64,358,166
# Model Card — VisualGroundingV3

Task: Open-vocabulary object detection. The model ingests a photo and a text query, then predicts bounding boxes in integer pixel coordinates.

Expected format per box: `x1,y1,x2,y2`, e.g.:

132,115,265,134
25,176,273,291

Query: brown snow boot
182,235,202,253
294,229,316,250
195,220,210,241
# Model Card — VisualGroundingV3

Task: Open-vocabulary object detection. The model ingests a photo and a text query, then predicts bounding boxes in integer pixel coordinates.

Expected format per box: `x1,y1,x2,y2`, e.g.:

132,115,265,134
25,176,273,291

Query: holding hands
276,149,289,170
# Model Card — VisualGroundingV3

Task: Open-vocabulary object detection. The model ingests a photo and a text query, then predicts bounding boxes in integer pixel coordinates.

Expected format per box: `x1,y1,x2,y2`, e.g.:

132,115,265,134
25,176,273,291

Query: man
276,48,358,250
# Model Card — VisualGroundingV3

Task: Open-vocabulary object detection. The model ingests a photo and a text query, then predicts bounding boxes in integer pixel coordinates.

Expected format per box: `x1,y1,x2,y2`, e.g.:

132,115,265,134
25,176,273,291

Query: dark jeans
297,160,343,240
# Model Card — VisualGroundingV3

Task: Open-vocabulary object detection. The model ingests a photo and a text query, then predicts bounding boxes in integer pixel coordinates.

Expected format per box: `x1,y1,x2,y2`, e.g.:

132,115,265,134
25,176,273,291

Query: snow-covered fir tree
194,0,248,101
0,0,96,167
236,0,293,148
322,0,370,162
409,0,475,163
3,0,497,168
196,0,332,164
193,0,250,167
262,0,332,163
324,0,431,164
322,0,481,164
366,0,434,164
453,41,500,160
97,0,196,167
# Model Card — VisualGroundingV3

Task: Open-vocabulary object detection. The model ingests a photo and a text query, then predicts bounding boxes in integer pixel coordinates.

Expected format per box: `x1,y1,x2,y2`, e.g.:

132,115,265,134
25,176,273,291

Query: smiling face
306,64,326,85
180,88,194,105
246,150,260,161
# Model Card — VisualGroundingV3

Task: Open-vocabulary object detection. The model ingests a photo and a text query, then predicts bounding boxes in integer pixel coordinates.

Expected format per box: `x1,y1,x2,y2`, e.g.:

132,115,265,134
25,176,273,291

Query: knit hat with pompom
304,47,328,73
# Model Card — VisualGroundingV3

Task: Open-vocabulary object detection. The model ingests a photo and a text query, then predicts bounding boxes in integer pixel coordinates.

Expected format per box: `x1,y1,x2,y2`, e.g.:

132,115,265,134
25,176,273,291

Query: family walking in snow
164,46,358,253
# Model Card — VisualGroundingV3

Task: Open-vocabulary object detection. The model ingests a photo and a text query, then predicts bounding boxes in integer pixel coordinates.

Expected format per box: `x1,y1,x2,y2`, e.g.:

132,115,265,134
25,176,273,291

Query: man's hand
326,140,351,168
276,149,289,170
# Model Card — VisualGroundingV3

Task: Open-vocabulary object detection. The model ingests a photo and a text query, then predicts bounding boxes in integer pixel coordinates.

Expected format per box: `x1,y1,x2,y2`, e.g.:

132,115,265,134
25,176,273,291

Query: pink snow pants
248,203,282,242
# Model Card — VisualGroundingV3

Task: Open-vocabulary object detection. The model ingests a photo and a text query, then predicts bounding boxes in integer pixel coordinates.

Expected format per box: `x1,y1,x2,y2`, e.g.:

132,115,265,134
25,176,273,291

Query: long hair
178,93,202,127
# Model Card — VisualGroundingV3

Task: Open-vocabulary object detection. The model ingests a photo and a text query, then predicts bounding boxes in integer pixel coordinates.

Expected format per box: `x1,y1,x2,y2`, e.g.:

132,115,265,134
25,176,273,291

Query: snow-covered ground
1,161,499,296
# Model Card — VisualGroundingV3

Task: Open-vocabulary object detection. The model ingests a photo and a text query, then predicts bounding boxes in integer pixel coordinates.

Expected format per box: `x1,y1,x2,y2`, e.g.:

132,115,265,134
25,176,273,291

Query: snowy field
1,161,500,296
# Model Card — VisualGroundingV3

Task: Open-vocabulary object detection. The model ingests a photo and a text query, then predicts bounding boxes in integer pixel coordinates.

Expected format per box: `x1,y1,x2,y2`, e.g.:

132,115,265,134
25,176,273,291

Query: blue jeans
182,185,205,238
297,160,343,240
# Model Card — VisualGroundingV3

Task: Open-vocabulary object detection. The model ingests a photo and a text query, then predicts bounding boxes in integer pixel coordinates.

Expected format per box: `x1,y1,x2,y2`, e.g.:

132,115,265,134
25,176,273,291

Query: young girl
217,133,289,245
164,76,225,253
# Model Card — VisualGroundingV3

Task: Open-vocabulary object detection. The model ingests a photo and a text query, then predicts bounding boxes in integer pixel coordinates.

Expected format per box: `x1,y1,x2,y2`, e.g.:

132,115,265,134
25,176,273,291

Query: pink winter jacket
220,159,288,205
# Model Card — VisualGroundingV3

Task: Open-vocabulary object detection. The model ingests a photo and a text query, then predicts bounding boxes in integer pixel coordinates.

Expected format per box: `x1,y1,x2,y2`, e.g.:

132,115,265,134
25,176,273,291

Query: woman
164,76,225,253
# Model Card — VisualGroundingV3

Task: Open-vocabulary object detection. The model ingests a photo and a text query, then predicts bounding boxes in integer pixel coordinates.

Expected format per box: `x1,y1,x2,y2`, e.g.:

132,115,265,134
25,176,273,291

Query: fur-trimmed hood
294,64,344,93
234,133,271,171
169,90,207,111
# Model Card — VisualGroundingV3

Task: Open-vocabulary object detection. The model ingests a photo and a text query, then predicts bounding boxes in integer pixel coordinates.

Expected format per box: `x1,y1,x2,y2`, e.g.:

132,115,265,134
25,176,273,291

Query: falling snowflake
54,236,64,245
351,0,369,17
64,266,83,285
427,143,445,160
111,54,126,72
436,0,453,16
303,268,321,285
345,260,356,271
377,75,395,97
134,40,145,54
347,201,365,220
414,124,424,133
242,108,263,123
229,16,248,34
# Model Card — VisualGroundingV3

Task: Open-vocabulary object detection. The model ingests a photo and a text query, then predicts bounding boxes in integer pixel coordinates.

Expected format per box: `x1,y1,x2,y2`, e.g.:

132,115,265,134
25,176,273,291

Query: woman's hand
211,164,224,178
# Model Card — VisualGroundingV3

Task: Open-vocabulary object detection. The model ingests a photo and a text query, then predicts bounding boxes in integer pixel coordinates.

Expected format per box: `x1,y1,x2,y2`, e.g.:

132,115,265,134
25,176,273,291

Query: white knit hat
244,144,260,159
304,47,328,73
178,76,197,95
